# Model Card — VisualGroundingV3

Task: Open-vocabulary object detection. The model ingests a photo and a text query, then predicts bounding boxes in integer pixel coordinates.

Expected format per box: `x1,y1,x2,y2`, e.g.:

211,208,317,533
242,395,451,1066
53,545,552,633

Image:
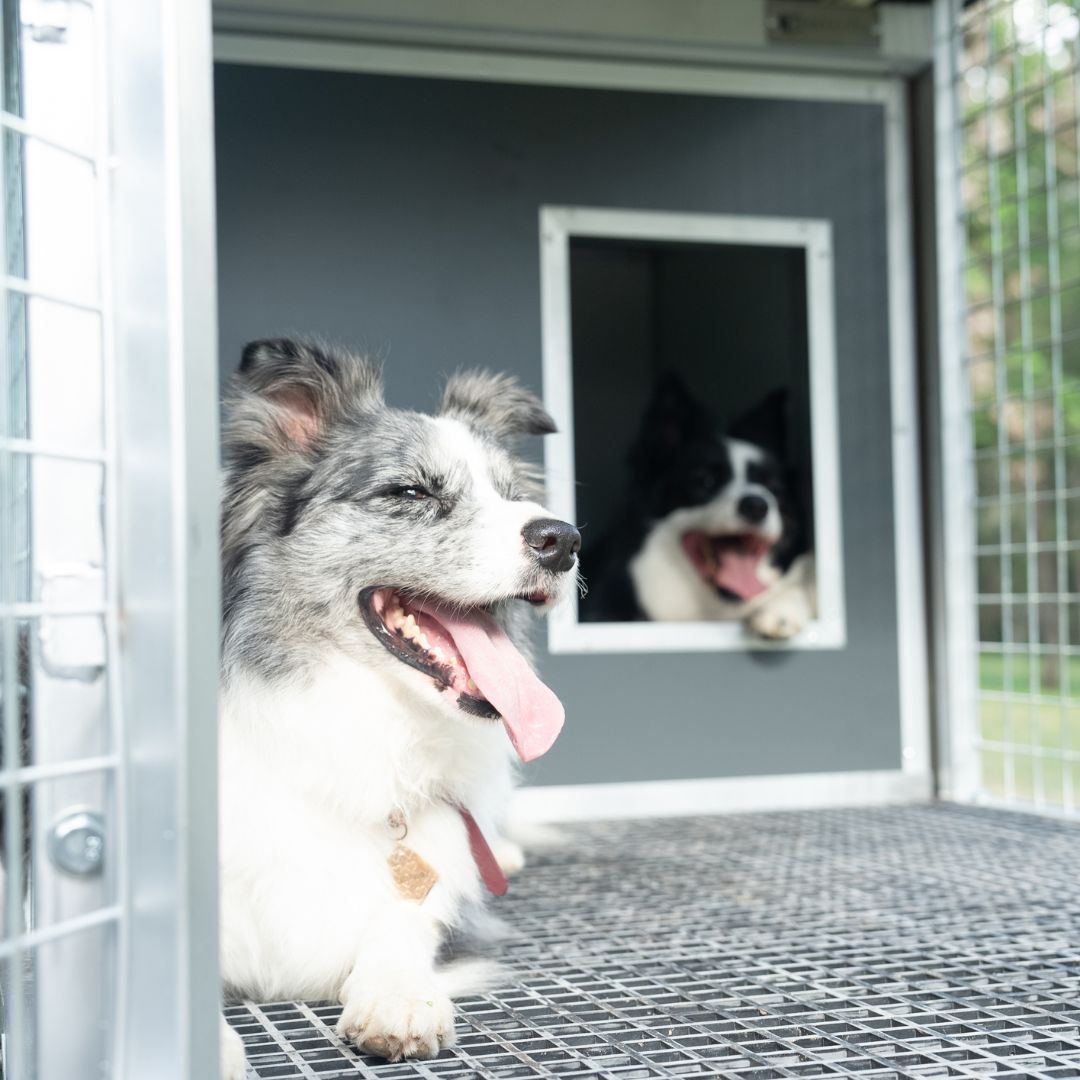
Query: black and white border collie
584,374,816,639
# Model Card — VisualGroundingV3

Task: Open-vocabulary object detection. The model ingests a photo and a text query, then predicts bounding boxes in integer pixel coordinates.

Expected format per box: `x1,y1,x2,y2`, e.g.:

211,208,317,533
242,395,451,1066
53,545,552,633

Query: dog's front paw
749,598,807,640
337,985,455,1061
221,1016,247,1080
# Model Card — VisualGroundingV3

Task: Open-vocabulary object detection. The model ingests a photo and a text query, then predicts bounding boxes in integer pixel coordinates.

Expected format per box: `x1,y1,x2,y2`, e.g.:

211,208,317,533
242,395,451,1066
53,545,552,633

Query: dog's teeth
466,677,478,692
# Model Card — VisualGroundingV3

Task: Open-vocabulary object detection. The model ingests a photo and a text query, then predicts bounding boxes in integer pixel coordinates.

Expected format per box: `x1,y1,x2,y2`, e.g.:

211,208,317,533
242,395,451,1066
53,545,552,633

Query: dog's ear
439,370,556,440
728,388,790,460
627,371,710,474
230,337,383,454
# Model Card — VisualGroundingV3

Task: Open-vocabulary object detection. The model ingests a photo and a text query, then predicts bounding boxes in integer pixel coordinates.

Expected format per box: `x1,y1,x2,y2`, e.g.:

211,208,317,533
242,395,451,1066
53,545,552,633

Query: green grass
978,650,1080,696
977,651,1080,804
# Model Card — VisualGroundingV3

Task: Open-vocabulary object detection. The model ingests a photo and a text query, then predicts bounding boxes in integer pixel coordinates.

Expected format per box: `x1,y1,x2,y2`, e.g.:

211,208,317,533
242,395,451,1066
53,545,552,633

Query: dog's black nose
737,494,769,524
522,518,581,573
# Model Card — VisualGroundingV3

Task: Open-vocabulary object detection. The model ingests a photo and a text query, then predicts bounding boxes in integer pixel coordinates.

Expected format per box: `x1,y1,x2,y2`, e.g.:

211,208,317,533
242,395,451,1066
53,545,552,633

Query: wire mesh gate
1,1,121,1073
0,0,220,1076
938,0,1080,817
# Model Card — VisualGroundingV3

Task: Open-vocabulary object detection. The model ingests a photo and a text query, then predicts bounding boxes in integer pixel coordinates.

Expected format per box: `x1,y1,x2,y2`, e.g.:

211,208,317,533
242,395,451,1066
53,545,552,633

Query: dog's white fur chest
219,652,512,1002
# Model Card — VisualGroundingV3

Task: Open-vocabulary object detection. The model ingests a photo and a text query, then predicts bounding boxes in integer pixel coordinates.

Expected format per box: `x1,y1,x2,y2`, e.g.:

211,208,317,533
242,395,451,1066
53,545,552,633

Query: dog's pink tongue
714,549,769,602
421,605,564,762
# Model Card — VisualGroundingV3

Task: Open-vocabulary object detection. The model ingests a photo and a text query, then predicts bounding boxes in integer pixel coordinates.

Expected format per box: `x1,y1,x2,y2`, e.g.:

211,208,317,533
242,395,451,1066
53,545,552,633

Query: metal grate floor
225,804,1080,1079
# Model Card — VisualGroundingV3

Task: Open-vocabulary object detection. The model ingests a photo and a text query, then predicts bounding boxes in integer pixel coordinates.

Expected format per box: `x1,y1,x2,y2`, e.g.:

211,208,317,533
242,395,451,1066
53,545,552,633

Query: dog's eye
378,484,433,502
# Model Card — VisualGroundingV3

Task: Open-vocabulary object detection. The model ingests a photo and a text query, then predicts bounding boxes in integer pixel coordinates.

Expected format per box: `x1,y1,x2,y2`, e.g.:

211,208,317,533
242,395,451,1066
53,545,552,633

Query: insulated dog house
4,1,1080,1077
213,47,926,806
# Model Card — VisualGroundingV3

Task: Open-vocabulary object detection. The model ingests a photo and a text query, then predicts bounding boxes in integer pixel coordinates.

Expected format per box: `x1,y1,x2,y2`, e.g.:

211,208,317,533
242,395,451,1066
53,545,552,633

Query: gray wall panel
214,65,903,786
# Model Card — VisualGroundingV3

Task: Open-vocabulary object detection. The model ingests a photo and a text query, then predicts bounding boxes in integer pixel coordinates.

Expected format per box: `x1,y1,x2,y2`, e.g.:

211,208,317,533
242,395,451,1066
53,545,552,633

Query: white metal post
933,0,980,802
108,0,221,1074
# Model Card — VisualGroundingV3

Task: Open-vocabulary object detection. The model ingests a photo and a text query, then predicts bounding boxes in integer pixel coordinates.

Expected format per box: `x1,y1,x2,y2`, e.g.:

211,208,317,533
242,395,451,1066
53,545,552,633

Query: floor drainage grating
226,804,1080,1079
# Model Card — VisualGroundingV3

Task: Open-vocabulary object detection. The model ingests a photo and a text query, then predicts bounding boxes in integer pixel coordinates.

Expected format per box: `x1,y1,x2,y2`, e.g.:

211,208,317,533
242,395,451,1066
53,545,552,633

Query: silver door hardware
47,810,105,876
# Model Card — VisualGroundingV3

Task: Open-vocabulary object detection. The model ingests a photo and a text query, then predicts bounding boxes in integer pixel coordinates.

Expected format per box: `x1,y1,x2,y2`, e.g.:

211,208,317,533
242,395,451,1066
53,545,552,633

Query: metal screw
48,810,106,876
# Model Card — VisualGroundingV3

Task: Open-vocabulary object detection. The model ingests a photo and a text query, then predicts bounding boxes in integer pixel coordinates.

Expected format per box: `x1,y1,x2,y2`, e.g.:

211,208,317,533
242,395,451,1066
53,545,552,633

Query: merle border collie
217,339,579,1077
584,373,815,639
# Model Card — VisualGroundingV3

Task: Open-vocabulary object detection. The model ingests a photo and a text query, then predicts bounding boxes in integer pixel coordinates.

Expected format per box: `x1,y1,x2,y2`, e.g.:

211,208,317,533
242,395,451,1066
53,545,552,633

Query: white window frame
540,206,845,654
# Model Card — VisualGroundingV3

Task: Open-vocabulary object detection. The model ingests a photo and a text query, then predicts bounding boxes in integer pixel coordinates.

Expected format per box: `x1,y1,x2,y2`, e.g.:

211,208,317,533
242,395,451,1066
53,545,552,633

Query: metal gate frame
0,0,220,1075
934,0,980,806
109,0,221,1074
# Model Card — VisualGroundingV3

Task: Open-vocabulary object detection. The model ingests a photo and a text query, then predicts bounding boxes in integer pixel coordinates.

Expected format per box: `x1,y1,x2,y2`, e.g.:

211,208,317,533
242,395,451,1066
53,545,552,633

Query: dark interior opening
569,235,815,609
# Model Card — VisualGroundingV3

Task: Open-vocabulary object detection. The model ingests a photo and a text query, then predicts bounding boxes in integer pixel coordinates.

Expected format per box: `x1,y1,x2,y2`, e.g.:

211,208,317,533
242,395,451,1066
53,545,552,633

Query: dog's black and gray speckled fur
220,338,560,686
